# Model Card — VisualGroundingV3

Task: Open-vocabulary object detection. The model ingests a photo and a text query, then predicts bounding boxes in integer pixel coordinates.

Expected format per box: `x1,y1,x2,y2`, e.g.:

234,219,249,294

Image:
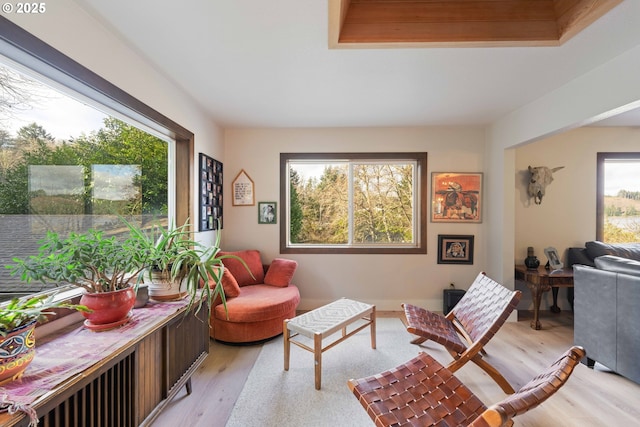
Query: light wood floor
152,310,640,427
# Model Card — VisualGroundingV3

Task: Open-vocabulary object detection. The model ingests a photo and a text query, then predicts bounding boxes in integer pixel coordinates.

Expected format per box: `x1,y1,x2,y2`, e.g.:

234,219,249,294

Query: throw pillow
264,258,298,287
203,267,241,297
586,241,640,261
219,250,265,286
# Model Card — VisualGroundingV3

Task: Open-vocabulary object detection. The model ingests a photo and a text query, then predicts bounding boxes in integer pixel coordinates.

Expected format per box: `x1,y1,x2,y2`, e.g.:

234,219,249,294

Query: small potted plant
125,217,247,316
0,293,89,384
128,219,194,301
8,227,150,331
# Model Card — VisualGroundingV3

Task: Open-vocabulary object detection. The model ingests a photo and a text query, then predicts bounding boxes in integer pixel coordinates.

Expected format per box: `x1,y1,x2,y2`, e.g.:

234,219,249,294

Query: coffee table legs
314,334,322,390
283,305,376,390
284,321,323,390
370,307,377,349
283,319,291,372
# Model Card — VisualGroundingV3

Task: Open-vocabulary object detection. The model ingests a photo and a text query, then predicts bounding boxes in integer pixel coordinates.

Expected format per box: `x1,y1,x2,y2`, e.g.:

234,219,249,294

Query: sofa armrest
573,264,617,369
595,255,640,278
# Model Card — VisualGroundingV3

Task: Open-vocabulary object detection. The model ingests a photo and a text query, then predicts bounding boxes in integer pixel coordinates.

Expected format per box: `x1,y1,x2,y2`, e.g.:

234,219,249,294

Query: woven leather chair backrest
451,272,521,344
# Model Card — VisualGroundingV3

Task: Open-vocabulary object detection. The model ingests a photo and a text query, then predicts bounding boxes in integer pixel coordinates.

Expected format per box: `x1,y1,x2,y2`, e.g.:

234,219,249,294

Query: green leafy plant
126,218,194,277
0,294,90,337
7,216,251,320
8,228,150,293
123,217,252,316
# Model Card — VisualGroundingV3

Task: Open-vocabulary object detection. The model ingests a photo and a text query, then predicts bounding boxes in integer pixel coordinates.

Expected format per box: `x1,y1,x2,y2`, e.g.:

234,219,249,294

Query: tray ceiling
330,0,623,47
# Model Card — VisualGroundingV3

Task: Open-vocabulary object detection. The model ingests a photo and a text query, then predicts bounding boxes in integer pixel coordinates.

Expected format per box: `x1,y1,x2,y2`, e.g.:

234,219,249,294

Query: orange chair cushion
212,284,300,323
219,250,265,286
264,258,298,287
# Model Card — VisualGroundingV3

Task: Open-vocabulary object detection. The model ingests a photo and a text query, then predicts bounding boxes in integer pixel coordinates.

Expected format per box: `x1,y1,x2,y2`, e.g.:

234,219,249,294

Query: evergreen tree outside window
280,153,427,254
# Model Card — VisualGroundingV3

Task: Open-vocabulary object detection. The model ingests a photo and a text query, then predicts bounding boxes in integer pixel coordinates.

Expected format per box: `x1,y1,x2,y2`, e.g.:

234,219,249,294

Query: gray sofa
565,241,640,309
572,241,640,385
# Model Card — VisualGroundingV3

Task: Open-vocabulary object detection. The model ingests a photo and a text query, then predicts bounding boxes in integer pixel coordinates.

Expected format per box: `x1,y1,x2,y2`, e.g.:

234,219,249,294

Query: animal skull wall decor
528,165,564,204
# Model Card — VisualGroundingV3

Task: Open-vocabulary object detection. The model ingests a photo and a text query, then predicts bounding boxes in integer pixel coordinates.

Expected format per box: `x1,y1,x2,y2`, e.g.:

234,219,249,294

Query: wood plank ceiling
329,0,623,47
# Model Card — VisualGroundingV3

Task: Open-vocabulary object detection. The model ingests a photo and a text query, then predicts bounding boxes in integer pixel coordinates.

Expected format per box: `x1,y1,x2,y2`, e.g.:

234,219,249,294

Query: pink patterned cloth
0,299,191,423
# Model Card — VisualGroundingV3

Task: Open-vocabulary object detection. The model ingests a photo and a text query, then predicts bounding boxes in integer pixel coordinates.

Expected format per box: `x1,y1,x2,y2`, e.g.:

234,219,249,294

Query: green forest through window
0,61,170,300
280,152,427,254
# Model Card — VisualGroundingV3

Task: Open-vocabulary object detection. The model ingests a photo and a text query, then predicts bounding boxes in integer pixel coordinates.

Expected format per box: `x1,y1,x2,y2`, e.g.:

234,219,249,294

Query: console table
0,299,209,427
514,265,574,330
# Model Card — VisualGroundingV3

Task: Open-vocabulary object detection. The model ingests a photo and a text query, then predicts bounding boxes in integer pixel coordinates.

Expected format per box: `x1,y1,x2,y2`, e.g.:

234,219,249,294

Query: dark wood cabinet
0,301,209,427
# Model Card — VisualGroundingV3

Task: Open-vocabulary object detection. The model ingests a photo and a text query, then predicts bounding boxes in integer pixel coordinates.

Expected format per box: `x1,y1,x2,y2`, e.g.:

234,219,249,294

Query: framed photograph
431,172,482,223
437,235,474,265
258,201,277,224
198,153,223,231
544,247,564,270
232,169,255,206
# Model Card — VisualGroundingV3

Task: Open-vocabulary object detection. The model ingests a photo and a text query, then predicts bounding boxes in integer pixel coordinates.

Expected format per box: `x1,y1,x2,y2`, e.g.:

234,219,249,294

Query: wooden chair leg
410,336,428,345
471,354,515,394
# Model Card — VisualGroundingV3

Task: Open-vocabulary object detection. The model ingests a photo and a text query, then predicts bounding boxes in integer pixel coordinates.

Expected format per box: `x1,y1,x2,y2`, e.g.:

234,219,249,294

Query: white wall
224,127,487,311
487,40,640,297
513,126,640,310
5,2,224,246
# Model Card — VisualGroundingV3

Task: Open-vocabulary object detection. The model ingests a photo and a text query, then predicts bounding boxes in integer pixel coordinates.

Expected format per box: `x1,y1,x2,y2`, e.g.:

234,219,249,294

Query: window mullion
348,162,354,245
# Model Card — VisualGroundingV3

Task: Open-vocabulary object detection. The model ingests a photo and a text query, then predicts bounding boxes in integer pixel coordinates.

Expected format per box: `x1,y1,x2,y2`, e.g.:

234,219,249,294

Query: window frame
280,152,427,254
0,17,194,318
0,17,193,228
596,152,640,241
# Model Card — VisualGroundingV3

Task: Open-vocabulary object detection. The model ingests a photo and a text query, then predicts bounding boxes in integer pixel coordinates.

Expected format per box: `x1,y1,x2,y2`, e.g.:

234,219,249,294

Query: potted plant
129,219,194,301
8,217,247,332
125,217,247,316
0,293,89,384
8,227,150,331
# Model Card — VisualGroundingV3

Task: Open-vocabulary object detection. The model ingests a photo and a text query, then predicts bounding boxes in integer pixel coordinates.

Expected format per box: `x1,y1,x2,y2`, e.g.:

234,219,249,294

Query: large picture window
0,60,170,300
597,152,640,242
280,152,427,254
0,17,194,303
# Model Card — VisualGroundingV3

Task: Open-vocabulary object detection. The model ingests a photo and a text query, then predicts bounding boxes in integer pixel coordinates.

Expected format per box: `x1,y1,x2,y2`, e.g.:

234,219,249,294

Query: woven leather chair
348,346,585,427
402,272,521,393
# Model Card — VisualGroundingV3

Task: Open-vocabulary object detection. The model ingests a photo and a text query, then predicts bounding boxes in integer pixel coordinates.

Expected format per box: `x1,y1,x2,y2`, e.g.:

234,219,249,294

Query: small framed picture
258,201,277,224
437,235,474,265
544,247,563,270
232,169,255,206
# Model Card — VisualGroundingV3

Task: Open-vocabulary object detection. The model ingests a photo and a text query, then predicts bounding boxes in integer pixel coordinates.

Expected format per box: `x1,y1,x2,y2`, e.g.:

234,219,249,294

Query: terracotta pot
0,321,36,385
145,269,187,301
80,287,136,328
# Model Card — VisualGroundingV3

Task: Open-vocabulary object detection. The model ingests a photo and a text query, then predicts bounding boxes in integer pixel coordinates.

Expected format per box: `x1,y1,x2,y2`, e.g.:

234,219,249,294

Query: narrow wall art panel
199,153,223,231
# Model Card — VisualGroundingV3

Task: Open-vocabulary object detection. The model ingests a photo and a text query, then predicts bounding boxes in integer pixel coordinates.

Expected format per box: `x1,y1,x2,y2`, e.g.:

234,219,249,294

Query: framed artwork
232,169,255,206
437,235,474,265
544,246,564,270
258,201,277,224
199,153,223,231
431,172,482,223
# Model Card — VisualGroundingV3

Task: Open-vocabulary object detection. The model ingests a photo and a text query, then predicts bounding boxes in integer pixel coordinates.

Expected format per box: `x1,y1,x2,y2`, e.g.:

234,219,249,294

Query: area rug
225,317,446,427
